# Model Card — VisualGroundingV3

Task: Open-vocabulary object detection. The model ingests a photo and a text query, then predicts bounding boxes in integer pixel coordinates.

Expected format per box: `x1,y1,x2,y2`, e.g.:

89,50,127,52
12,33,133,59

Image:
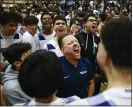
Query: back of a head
18,50,63,98
53,15,67,25
75,11,86,18
101,16,132,68
24,15,39,25
0,11,22,25
105,16,113,23
99,13,107,22
74,12,87,25
2,43,31,65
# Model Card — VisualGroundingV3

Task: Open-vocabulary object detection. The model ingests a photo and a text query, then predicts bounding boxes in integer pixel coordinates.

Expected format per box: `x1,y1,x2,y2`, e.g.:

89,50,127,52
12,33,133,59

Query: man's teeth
74,49,79,53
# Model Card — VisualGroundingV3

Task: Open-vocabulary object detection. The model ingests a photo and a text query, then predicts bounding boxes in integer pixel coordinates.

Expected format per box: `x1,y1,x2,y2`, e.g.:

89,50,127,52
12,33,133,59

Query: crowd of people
0,0,132,106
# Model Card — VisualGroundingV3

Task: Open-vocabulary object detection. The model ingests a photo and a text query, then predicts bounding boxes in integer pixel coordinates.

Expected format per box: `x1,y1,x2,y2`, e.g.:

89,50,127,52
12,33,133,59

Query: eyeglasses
74,23,81,26
88,19,96,22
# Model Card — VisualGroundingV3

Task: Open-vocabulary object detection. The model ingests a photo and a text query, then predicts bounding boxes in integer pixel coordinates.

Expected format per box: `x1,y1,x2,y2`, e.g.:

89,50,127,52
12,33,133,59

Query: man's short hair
24,15,39,25
41,12,54,21
101,16,132,68
58,33,71,49
18,50,63,98
99,13,107,22
2,43,31,65
83,13,96,23
0,11,22,25
75,11,86,18
53,15,67,25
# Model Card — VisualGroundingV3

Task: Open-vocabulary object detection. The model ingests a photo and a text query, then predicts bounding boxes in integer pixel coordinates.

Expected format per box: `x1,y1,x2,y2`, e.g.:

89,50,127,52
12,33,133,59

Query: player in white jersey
23,16,40,52
15,95,80,106
43,15,68,57
0,11,23,68
68,17,132,106
16,50,80,106
36,12,56,49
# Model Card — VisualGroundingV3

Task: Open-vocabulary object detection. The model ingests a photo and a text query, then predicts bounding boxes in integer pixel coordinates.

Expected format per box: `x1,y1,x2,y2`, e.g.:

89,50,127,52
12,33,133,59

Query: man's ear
13,61,21,68
104,52,109,65
61,47,65,54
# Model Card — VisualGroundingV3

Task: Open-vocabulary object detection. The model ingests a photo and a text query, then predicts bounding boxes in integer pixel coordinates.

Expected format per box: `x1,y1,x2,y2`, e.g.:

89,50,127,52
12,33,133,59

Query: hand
0,61,8,69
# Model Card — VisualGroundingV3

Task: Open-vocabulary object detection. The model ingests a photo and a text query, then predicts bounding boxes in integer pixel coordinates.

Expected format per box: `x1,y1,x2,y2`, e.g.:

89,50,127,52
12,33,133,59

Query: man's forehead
63,35,76,42
43,14,51,18
55,20,66,23
6,22,18,25
88,16,96,20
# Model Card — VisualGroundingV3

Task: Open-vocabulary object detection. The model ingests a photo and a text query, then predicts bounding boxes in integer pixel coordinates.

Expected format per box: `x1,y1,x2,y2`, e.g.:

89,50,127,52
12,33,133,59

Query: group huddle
0,10,132,106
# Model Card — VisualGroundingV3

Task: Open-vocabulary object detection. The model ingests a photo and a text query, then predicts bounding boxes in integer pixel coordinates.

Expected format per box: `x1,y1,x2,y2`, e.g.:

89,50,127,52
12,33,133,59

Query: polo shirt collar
61,56,81,68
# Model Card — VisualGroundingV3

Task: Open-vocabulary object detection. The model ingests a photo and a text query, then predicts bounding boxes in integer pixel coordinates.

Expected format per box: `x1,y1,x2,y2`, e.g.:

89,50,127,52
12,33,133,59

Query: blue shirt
57,56,94,98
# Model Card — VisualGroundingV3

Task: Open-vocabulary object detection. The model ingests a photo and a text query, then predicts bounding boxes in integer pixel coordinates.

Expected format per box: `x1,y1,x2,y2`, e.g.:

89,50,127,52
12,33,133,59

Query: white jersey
65,14,74,27
37,31,56,49
0,33,23,62
36,14,42,31
15,95,80,106
68,87,131,106
43,38,63,57
23,31,40,52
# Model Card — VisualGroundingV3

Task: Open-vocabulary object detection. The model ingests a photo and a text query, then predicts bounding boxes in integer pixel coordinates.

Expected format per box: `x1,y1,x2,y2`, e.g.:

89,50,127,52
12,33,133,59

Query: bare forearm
88,80,95,97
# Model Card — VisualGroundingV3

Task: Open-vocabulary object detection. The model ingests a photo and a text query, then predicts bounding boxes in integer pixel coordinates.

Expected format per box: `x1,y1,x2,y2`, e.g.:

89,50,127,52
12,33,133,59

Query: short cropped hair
58,33,72,49
53,15,67,25
99,13,107,22
41,12,54,21
2,43,31,65
18,50,63,98
75,11,86,18
83,13,96,23
101,16,132,68
0,11,22,25
24,15,39,25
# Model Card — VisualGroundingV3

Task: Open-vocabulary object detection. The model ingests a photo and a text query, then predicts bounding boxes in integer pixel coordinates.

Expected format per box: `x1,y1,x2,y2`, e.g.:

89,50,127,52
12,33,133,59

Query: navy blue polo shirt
57,56,94,98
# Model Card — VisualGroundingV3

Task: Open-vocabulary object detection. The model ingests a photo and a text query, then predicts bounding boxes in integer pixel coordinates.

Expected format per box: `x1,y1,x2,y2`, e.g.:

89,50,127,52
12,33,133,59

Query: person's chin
91,30,96,34
75,55,81,60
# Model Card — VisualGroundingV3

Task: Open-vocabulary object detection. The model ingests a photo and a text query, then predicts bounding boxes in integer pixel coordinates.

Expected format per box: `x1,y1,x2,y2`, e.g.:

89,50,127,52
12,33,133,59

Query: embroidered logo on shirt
80,70,87,74
64,76,69,79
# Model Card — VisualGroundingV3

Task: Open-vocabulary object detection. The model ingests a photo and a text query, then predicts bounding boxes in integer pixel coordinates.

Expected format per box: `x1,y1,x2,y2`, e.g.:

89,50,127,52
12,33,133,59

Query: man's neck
43,28,53,35
107,67,131,89
84,29,92,35
65,56,78,68
27,31,35,36
35,94,57,104
12,66,19,72
99,21,103,25
87,32,93,35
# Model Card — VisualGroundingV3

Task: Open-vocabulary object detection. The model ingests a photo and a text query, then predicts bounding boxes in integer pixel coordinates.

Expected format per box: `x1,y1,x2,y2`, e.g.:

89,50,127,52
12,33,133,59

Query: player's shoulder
67,98,89,105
